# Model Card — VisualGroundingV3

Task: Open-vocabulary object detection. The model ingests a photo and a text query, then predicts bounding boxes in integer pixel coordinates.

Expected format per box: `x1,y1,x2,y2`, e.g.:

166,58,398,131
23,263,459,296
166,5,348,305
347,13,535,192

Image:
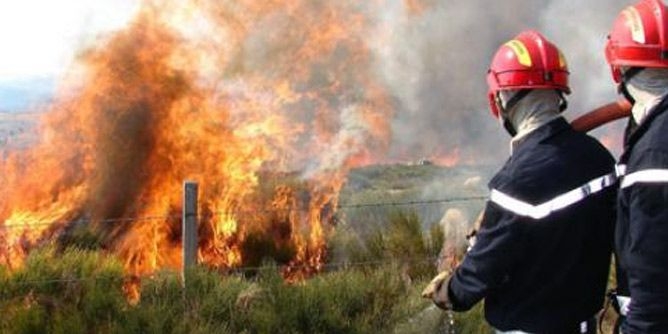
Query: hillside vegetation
0,163,499,333
0,216,491,333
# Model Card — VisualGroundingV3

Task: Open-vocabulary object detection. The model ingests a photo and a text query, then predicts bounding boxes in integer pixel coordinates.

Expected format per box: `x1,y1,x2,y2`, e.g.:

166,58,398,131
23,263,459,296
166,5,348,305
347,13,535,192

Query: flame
431,148,461,167
0,0,392,285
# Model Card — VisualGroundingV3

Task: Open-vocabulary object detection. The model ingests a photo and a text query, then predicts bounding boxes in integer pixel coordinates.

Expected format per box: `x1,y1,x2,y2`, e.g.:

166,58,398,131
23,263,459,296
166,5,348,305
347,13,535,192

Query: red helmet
486,30,570,118
605,0,668,83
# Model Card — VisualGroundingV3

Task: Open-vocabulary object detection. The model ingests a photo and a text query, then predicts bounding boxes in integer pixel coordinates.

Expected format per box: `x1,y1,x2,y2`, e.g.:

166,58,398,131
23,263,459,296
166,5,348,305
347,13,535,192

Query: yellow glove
421,270,453,310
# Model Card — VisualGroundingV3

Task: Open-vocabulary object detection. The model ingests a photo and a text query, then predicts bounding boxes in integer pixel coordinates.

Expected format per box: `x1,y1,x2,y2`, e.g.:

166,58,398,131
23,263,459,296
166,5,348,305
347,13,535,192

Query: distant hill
0,77,54,113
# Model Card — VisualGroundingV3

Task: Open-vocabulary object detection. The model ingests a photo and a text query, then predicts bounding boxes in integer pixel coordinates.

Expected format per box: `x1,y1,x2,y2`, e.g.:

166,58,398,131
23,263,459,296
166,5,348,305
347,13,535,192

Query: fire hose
570,99,632,132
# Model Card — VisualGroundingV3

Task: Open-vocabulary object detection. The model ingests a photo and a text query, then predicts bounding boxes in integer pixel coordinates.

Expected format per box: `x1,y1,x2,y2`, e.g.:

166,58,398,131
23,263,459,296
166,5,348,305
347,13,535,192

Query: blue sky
0,1,138,112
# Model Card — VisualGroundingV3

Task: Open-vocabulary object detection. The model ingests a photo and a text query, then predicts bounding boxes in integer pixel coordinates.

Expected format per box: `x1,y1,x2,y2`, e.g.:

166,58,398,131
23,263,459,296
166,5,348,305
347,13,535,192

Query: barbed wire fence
0,183,487,286
0,198,487,230
0,182,489,333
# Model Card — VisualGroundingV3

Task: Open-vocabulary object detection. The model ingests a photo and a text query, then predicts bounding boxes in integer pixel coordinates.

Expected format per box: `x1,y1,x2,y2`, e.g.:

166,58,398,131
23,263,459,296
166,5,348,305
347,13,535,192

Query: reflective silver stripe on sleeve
620,169,668,189
489,172,617,219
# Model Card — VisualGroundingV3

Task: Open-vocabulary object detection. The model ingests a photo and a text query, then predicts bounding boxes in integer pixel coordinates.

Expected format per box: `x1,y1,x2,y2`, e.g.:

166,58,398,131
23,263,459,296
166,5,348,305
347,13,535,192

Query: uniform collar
621,93,668,162
510,117,569,156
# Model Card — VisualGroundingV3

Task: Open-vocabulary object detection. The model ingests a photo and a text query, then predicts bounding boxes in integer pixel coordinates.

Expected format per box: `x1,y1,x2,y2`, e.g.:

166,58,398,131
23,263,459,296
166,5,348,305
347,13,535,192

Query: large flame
0,0,392,282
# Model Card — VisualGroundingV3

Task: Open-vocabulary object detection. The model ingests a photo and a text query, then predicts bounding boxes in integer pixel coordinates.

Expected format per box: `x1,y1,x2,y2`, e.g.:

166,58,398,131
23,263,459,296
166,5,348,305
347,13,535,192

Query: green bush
0,246,126,334
0,245,490,334
0,198,494,334
331,209,442,281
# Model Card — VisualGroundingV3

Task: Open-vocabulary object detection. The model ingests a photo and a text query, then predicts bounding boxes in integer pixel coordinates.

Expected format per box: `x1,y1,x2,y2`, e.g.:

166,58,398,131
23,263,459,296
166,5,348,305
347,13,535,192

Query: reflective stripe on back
489,172,617,219
620,169,668,189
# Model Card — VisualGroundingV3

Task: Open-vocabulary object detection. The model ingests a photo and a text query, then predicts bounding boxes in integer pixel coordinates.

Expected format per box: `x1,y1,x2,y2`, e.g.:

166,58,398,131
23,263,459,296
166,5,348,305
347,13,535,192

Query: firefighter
422,30,617,333
604,0,668,332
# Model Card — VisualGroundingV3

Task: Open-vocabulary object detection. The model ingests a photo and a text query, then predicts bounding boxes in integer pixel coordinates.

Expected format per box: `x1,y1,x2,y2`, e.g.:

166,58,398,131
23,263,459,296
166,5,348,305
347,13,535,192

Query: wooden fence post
182,181,198,285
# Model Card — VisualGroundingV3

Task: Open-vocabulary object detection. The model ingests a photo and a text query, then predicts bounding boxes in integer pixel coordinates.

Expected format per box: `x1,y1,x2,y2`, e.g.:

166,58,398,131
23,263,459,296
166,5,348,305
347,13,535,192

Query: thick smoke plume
0,0,634,279
370,0,631,252
375,0,630,163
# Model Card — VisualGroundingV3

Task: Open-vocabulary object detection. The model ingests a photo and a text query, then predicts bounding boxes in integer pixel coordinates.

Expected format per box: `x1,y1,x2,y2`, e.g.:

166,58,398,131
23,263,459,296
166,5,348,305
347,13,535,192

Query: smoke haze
1,0,633,164
0,0,638,278
373,0,630,163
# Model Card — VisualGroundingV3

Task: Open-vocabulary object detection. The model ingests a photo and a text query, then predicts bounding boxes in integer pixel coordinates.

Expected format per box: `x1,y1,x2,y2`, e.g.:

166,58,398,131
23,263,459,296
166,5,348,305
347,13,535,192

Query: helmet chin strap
617,67,643,105
497,89,531,137
618,83,636,105
502,116,518,137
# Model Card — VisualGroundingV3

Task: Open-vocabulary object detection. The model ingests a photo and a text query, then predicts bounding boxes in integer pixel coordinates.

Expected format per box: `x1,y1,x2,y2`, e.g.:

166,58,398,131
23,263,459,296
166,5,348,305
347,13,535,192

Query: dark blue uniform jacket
448,117,616,333
617,95,668,334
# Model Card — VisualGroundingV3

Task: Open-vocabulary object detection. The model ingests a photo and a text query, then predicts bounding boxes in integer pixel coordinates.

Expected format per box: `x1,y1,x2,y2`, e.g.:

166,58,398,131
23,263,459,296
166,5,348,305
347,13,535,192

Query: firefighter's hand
421,270,453,310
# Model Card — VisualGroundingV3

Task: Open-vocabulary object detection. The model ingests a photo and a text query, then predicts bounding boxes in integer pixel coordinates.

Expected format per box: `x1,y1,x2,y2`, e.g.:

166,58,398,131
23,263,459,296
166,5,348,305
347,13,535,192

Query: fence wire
0,196,484,287
0,195,479,333
0,196,487,230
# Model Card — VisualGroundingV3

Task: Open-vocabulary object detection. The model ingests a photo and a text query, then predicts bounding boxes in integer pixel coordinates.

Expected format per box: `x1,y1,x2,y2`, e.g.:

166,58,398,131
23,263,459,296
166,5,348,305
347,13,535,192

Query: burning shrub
0,0,392,283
